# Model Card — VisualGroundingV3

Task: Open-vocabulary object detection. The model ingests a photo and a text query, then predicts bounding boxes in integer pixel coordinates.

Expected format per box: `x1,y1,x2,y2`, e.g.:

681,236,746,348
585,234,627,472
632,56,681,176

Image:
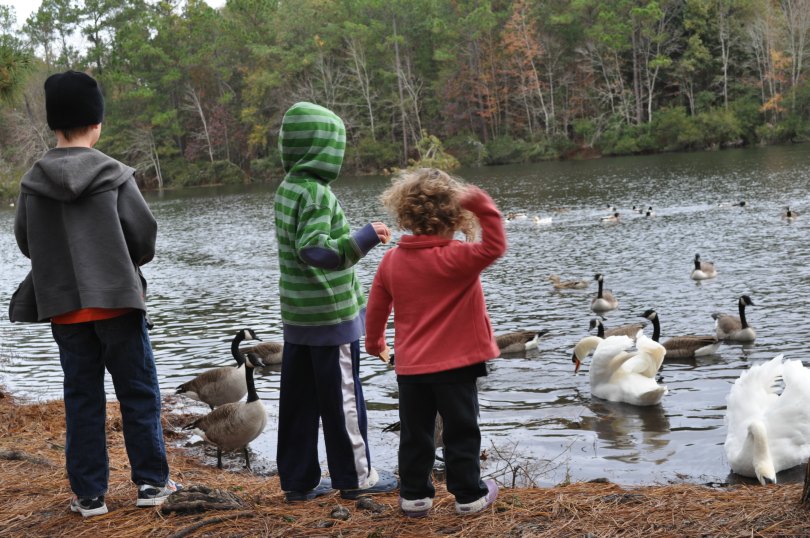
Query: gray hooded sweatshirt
12,147,156,321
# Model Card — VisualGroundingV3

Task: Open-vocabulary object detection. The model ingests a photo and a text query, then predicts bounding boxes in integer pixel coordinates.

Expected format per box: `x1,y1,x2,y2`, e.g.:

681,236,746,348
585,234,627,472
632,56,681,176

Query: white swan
571,331,667,406
724,354,810,485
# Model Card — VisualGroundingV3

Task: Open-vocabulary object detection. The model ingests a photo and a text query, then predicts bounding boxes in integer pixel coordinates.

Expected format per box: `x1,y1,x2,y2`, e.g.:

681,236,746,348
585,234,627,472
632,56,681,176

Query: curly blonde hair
381,168,477,240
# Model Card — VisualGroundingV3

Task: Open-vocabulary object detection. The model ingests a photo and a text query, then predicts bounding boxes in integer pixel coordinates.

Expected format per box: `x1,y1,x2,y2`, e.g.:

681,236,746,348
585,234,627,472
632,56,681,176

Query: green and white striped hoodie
274,102,380,345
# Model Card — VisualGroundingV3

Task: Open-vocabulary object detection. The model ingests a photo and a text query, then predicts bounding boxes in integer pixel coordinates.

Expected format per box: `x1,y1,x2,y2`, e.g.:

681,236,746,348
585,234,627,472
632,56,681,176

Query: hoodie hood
279,102,345,184
20,147,133,202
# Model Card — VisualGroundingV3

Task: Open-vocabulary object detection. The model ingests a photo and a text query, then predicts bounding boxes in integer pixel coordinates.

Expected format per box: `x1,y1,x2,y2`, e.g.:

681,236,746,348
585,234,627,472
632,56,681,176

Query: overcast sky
7,0,226,29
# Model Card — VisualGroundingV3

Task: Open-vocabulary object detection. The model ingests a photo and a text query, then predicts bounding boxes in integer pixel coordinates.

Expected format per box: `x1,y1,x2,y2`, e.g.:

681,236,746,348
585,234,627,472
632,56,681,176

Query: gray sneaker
136,478,182,507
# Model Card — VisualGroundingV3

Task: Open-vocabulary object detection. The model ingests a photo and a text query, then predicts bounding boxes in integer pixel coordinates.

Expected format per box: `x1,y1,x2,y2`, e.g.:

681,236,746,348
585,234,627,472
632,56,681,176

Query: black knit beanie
44,70,105,130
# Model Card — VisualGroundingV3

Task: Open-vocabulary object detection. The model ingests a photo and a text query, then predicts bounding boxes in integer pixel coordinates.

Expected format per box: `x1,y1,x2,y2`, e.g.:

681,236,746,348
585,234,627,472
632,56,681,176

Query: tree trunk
392,15,408,166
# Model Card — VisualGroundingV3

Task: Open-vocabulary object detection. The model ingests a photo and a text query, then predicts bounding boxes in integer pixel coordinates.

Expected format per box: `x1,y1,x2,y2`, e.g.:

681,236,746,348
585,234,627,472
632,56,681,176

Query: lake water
2,145,810,487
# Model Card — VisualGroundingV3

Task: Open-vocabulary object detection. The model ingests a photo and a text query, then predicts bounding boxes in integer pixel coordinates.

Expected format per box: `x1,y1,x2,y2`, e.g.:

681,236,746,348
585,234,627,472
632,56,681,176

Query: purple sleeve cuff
352,223,380,257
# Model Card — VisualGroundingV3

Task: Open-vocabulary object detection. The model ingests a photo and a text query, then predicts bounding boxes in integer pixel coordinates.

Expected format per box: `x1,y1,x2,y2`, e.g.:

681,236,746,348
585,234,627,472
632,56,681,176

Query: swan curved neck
746,420,775,484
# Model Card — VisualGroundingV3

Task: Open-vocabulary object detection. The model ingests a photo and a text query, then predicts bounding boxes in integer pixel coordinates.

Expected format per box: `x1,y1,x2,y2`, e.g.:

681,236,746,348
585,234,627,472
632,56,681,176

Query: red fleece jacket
365,187,507,375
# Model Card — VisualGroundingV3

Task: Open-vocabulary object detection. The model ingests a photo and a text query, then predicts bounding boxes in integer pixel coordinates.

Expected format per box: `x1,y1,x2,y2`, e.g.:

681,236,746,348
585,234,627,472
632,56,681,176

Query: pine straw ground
1,389,809,538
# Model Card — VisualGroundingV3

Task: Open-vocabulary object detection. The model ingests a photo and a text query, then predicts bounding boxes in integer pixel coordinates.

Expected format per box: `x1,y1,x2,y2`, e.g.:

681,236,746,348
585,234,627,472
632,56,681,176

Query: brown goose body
548,274,589,289
496,329,549,354
590,318,646,339
242,340,284,366
591,273,619,313
712,295,756,342
184,352,267,470
641,309,721,359
176,328,260,409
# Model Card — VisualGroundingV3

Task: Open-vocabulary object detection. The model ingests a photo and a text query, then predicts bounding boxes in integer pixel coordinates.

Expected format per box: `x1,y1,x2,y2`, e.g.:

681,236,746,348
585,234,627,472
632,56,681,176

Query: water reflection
580,400,671,455
2,145,810,485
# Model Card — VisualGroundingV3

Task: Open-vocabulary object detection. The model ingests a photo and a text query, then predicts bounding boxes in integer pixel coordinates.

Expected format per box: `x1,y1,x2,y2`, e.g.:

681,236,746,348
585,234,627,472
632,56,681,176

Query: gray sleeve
117,177,157,266
13,193,29,258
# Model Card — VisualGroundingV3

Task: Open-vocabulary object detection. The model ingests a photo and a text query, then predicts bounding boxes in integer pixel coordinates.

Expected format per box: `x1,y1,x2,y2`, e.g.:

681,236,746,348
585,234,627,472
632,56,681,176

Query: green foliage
348,136,400,173
408,132,460,170
161,159,246,188
652,106,703,150
443,133,487,167
250,156,283,184
483,135,533,165
695,108,743,148
0,0,808,184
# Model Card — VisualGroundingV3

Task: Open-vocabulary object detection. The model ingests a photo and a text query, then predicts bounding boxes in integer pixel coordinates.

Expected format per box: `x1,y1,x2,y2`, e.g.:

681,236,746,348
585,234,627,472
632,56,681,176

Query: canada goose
184,352,268,470
712,295,756,342
690,253,717,280
548,274,589,290
571,332,667,406
591,273,619,313
601,211,620,222
724,355,810,484
383,414,444,453
496,329,550,354
782,206,799,220
589,318,645,339
640,309,721,359
175,328,261,409
644,207,655,217
241,340,283,366
632,205,644,214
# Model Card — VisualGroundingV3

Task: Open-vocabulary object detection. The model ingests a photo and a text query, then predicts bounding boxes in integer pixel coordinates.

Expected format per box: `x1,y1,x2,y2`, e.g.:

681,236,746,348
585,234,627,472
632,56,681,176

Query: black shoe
285,478,334,502
340,469,399,499
69,495,108,517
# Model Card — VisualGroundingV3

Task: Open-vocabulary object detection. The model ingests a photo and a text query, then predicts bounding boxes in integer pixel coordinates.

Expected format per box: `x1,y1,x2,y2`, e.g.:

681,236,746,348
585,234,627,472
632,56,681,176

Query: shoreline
1,388,809,537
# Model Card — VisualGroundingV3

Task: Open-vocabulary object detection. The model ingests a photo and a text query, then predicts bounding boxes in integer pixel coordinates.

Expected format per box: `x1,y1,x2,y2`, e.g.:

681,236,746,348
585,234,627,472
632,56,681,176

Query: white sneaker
136,478,182,507
69,495,108,517
400,496,432,518
455,479,498,514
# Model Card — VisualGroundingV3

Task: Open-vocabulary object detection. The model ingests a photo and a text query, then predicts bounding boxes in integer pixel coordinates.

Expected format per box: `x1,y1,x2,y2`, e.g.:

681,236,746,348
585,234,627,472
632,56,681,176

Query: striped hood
279,102,345,184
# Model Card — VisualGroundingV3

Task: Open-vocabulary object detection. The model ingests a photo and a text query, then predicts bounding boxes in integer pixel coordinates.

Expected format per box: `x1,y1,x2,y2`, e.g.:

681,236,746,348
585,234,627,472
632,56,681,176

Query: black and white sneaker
136,478,182,507
69,495,108,517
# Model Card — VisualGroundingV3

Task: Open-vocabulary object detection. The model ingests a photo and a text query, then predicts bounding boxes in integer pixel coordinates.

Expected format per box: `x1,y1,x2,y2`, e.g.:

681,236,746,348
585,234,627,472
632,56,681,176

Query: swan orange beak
571,352,581,374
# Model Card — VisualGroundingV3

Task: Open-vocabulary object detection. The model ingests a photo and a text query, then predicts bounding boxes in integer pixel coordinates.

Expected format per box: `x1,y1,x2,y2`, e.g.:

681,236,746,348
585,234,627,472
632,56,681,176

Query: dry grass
1,389,809,537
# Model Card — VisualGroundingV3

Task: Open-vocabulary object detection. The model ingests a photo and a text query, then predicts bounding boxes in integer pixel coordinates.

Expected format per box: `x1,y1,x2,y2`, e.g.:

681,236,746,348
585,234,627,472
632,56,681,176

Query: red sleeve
364,253,393,356
439,186,507,275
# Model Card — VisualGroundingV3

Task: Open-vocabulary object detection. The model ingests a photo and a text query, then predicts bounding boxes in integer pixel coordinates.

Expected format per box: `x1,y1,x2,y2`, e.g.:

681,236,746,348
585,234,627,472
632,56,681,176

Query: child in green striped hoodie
274,102,397,502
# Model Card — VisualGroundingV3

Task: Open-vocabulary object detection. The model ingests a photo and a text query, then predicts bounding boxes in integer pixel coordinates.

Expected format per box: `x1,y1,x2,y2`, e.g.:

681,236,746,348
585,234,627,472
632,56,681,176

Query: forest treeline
1,0,810,199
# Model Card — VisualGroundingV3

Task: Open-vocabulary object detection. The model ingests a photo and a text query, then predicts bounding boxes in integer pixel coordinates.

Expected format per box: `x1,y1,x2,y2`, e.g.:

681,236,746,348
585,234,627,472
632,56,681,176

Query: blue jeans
51,311,168,498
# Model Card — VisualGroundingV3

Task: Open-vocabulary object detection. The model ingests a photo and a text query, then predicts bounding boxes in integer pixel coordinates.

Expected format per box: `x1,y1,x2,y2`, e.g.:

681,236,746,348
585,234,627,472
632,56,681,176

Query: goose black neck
738,300,748,328
596,321,605,338
694,259,701,270
649,313,660,342
597,278,604,298
245,365,259,403
231,335,246,364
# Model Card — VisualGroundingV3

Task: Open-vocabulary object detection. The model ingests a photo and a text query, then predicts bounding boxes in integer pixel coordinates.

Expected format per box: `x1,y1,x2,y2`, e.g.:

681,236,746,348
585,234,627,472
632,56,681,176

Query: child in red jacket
365,168,506,517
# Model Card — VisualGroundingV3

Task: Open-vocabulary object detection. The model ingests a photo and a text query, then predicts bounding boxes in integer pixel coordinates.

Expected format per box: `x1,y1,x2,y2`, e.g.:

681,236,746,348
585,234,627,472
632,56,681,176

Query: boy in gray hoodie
10,70,179,517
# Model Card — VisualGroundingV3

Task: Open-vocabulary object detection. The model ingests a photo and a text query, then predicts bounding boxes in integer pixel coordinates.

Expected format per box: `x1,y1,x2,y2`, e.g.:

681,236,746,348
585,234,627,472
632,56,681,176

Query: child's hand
379,345,392,364
372,221,391,244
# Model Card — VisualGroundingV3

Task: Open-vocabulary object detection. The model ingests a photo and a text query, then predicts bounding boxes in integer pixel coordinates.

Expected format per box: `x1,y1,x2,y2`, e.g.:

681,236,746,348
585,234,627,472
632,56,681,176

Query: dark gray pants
398,380,488,504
